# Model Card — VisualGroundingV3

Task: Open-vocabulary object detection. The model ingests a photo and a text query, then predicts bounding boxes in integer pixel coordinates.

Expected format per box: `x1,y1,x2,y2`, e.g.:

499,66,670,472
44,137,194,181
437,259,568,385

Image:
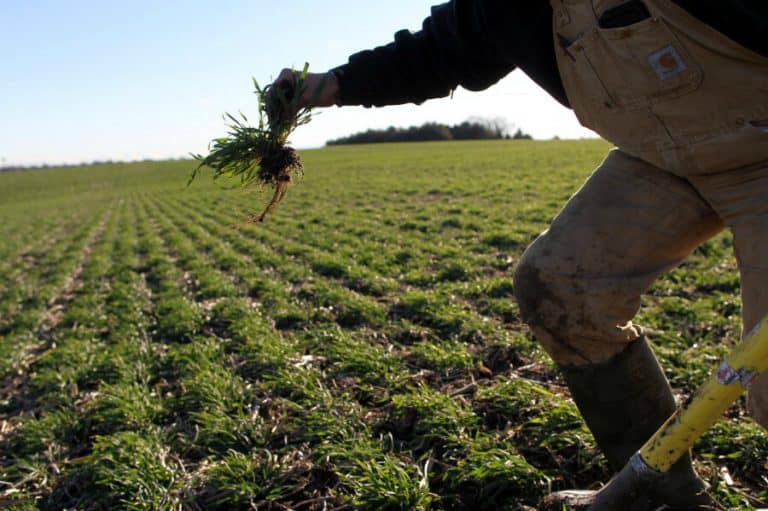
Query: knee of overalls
513,238,644,365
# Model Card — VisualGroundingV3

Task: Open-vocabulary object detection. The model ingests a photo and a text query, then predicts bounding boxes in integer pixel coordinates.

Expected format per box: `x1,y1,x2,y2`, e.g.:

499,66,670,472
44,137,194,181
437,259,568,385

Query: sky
0,1,596,167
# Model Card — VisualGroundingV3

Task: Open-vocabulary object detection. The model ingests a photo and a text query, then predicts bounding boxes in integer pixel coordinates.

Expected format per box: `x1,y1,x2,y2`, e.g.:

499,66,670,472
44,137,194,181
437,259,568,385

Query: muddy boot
539,338,720,511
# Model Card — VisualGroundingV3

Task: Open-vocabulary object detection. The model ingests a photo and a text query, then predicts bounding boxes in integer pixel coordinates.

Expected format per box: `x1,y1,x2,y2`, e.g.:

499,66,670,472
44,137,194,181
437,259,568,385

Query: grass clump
321,437,435,511
474,375,557,427
443,436,549,509
78,429,183,510
340,454,435,511
87,382,163,435
203,449,307,509
190,64,313,222
406,339,474,374
383,385,479,452
154,295,202,343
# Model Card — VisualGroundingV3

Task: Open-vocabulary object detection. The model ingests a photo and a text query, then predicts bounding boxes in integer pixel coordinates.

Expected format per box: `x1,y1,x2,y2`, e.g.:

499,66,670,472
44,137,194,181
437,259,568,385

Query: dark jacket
332,1,768,109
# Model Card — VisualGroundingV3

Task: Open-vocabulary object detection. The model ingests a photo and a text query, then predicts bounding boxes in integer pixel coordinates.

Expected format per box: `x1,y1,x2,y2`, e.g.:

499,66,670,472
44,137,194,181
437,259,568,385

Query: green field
0,140,765,510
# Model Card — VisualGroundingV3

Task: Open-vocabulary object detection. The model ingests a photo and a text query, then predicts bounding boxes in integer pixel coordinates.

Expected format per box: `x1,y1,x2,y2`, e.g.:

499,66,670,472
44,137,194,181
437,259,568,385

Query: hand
273,68,340,108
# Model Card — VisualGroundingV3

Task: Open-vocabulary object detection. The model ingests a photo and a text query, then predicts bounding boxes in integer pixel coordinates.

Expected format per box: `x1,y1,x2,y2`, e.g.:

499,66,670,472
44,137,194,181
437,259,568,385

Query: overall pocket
557,29,614,131
583,16,703,110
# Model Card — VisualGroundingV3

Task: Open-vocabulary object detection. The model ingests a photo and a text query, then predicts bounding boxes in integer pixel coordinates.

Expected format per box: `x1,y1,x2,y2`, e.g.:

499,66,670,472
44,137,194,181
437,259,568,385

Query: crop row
1,141,765,509
0,207,113,380
1,191,599,510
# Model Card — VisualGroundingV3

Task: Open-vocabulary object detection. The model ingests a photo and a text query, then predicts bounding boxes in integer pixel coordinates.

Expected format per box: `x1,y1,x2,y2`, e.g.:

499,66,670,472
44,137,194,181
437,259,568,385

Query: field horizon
1,139,765,510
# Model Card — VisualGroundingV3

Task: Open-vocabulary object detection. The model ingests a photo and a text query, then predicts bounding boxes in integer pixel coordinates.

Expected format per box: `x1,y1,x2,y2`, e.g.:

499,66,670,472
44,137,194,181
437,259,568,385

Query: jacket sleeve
331,0,516,107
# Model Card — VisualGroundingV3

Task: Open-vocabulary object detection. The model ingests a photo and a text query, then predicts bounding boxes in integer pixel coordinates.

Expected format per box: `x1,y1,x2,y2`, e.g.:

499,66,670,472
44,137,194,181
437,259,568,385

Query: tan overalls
516,0,768,427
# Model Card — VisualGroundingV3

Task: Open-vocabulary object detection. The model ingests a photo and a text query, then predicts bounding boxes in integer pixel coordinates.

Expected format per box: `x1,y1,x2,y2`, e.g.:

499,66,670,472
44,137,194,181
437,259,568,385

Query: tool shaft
640,316,768,472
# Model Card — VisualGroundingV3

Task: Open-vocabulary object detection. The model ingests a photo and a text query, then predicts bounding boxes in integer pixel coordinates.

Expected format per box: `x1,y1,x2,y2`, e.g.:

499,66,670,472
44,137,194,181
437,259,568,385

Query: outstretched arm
330,0,515,108
274,0,520,110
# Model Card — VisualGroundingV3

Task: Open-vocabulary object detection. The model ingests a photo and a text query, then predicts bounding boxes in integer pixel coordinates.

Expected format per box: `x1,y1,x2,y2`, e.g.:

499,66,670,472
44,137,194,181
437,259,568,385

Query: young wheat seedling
189,64,313,222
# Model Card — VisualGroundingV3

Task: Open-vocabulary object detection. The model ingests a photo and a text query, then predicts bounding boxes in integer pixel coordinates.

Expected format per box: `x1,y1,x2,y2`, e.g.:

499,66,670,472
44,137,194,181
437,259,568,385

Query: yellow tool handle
640,316,768,473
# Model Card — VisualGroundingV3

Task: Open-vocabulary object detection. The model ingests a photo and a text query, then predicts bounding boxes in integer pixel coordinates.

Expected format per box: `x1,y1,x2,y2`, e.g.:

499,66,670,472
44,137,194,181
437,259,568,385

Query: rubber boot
539,338,720,511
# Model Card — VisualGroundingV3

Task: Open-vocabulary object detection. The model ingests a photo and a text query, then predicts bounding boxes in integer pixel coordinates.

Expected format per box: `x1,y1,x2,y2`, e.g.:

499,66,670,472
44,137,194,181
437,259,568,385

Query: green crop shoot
189,63,313,222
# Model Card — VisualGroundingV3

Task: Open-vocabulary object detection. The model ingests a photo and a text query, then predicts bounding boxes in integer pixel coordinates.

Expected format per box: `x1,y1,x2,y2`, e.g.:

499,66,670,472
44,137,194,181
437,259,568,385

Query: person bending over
273,1,768,509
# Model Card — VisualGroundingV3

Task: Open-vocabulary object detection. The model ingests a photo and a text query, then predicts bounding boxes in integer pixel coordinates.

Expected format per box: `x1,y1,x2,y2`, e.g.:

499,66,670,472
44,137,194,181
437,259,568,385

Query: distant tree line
326,118,532,145
0,160,117,173
0,158,185,173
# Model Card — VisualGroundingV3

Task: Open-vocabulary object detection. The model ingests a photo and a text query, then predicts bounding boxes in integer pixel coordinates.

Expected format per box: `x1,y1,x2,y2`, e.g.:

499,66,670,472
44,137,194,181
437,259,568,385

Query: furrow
172,195,399,299
0,204,116,381
0,214,87,300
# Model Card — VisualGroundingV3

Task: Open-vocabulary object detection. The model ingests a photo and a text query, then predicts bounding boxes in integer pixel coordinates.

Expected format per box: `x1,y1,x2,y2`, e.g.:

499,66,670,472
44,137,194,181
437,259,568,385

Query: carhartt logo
648,45,687,80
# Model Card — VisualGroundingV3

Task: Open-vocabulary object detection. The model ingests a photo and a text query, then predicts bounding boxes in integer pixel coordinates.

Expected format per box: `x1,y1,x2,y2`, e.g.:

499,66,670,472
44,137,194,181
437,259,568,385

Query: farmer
274,1,768,509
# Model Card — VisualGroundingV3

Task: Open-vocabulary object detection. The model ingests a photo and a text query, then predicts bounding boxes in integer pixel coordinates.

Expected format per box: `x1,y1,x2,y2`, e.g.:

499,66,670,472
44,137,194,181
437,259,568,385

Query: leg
689,163,768,429
514,149,723,510
734,223,768,429
515,149,723,366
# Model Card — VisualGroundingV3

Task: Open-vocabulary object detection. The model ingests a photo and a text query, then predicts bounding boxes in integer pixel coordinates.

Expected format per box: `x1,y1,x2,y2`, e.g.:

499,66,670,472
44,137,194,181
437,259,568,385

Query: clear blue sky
0,1,594,167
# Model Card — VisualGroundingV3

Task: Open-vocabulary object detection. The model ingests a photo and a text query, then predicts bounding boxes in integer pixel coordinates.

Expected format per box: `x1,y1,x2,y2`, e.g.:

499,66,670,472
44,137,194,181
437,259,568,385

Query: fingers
269,69,340,109
275,68,297,93
276,68,295,85
270,68,297,103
